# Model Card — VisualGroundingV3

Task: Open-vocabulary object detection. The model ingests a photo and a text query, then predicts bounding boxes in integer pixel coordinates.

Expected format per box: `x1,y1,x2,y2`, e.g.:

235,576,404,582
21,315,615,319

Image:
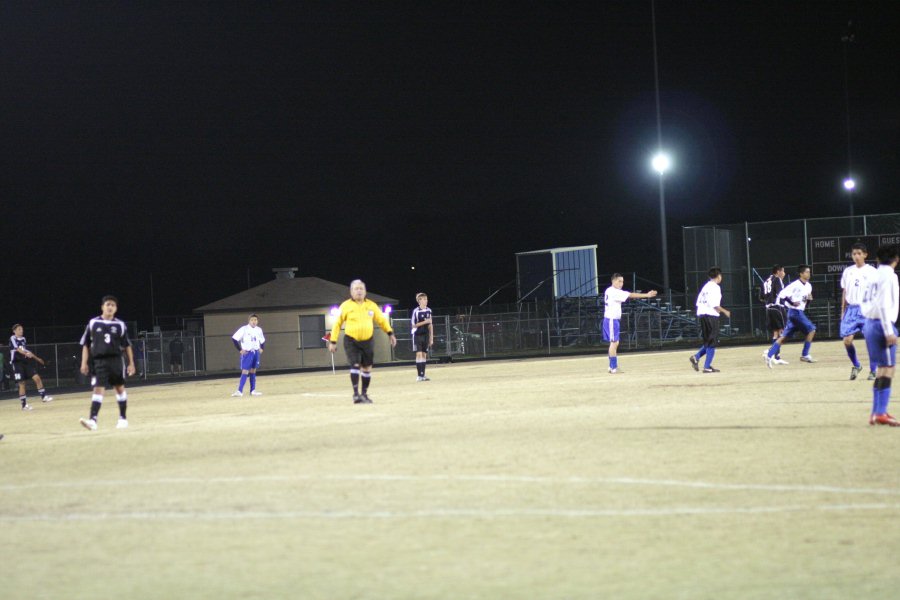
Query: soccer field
3,340,899,599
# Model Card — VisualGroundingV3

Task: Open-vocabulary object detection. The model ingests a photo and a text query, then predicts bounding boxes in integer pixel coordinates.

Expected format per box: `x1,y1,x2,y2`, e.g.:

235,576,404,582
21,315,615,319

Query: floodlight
652,152,671,174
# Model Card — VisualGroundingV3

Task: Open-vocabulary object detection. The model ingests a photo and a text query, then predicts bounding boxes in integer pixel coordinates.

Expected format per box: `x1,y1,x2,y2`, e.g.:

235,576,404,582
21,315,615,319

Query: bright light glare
329,306,340,317
383,305,392,315
843,178,856,191
652,152,671,174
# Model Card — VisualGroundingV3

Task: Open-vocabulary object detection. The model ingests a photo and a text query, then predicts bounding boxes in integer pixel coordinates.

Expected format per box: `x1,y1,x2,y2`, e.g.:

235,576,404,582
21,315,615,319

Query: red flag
322,332,331,342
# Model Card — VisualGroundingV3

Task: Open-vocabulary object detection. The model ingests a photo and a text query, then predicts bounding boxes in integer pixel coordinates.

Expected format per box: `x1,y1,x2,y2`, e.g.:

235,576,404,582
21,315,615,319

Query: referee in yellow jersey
329,279,397,403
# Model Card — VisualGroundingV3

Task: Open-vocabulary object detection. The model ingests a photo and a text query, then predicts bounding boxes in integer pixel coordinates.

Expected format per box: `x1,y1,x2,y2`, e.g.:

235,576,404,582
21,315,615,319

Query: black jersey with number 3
80,317,131,358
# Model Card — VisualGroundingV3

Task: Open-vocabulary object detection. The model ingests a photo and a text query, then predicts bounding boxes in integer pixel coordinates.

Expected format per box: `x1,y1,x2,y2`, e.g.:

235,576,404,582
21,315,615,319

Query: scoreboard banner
810,233,900,275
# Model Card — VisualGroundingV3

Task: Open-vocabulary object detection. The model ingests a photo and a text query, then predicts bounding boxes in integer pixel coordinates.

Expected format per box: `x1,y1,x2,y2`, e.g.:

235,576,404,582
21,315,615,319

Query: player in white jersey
860,246,899,426
231,314,266,397
765,265,816,366
689,267,731,373
602,273,657,373
840,243,878,380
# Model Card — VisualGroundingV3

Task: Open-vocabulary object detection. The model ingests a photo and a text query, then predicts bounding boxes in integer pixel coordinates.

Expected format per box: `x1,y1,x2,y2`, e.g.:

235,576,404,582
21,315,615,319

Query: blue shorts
839,304,866,338
863,319,897,368
239,350,261,371
782,309,816,339
602,318,621,342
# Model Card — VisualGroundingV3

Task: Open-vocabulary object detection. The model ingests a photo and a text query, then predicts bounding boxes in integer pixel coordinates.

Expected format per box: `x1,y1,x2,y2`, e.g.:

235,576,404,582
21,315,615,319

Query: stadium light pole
652,152,671,292
841,21,856,223
650,0,670,293
843,177,856,220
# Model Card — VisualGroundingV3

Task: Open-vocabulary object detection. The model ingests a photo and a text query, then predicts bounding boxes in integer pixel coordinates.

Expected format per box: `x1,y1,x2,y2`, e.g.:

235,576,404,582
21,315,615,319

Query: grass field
3,340,900,599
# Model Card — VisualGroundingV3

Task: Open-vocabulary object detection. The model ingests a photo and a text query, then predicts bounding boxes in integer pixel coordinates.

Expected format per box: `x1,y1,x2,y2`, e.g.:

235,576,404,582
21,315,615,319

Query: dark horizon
3,2,899,330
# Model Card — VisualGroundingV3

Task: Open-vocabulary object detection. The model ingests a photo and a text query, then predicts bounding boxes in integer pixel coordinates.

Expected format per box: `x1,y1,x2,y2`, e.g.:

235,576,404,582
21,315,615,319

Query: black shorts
170,355,183,366
766,306,787,333
12,361,36,381
413,333,430,353
699,315,720,347
91,355,126,388
343,335,375,368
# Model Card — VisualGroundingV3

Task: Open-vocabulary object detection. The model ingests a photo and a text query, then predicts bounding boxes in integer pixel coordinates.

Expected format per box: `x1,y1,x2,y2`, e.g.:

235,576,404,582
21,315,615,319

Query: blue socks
249,373,256,391
873,378,892,415
609,356,618,370
704,347,716,369
695,346,707,359
767,343,781,358
238,373,248,392
845,344,860,368
802,341,812,357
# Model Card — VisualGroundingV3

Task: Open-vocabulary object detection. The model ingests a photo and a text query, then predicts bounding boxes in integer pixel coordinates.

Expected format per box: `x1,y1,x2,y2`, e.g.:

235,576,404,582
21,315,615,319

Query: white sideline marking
2,503,900,522
2,474,899,496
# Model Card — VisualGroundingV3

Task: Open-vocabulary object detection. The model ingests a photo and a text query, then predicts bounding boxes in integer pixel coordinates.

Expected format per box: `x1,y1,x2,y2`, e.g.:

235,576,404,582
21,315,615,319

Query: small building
194,269,398,371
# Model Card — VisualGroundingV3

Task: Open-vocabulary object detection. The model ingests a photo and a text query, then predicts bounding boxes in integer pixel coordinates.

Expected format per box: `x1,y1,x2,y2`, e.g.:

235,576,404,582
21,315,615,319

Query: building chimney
272,267,298,280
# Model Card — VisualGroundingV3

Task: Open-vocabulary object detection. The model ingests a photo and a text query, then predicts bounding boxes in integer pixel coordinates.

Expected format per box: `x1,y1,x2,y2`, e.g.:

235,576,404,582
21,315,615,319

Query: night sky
3,1,898,329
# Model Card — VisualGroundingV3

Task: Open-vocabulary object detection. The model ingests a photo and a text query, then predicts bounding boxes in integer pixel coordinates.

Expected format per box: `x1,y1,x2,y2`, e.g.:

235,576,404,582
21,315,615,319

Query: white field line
2,473,899,496
2,503,900,522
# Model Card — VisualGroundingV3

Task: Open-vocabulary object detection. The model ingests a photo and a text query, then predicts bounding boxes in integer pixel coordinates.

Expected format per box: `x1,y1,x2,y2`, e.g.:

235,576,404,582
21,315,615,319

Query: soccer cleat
416,376,424,381
850,366,862,380
22,404,33,411
231,390,243,397
80,417,97,431
870,413,876,426
689,356,699,372
42,396,53,403
703,367,721,373
872,414,900,427
800,355,816,363
250,390,263,396
353,393,362,404
868,371,877,381
774,358,789,365
116,418,129,429
765,355,773,369
608,368,618,374
359,393,373,404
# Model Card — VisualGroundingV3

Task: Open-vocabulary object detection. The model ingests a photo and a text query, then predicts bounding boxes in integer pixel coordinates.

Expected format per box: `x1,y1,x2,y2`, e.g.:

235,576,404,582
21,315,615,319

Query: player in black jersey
760,265,789,365
411,293,434,381
9,324,53,410
78,296,137,431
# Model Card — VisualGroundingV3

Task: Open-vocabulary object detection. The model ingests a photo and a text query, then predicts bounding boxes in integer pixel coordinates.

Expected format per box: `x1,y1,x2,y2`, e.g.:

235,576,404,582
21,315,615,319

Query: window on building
299,315,326,349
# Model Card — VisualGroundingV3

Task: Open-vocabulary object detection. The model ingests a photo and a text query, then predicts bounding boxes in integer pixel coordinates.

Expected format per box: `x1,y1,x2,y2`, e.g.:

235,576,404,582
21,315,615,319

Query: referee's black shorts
766,305,787,332
699,315,720,347
343,335,375,368
91,355,126,388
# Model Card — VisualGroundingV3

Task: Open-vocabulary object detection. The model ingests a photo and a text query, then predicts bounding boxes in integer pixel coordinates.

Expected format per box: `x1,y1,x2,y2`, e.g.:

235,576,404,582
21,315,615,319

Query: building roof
193,277,398,314
515,244,598,256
